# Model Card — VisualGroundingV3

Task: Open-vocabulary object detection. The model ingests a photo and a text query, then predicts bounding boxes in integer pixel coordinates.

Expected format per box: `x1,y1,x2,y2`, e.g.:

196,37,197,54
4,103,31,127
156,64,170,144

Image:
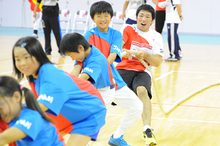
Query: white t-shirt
126,0,146,21
166,0,181,23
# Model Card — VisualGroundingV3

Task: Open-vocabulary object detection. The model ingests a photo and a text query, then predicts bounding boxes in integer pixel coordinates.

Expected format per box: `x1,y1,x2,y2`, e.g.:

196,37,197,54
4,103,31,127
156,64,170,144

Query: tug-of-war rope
121,50,220,116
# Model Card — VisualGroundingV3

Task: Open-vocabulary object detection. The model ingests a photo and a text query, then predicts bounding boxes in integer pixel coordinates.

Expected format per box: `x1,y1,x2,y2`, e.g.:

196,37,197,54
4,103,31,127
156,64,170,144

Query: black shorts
118,70,152,99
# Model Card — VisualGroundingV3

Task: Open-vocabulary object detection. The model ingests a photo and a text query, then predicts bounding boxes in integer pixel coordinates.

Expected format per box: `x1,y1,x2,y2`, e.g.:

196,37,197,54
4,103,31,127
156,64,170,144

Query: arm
152,0,158,5
108,53,117,65
176,4,183,21
33,2,40,18
38,103,49,112
79,73,90,80
142,52,163,67
0,127,27,146
70,64,82,77
122,1,129,20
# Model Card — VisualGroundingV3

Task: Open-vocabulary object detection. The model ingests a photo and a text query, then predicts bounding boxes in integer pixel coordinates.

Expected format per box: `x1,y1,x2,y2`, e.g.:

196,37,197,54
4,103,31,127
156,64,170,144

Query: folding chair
59,9,71,34
111,11,124,29
72,10,89,35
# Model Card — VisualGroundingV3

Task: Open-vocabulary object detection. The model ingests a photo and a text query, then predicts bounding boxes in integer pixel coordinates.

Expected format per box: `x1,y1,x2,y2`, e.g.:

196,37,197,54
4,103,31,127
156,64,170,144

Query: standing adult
28,0,42,38
164,0,183,61
33,0,63,56
152,0,167,34
122,0,147,25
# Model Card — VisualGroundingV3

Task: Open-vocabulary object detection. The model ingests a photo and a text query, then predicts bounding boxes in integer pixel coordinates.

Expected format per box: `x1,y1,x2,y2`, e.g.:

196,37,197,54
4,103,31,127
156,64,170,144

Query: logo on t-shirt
16,119,32,130
113,45,121,53
84,67,93,73
38,94,53,103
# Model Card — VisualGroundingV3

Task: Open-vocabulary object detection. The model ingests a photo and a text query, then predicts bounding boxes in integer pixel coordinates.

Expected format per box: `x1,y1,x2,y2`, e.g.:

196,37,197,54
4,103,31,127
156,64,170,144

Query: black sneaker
143,128,157,145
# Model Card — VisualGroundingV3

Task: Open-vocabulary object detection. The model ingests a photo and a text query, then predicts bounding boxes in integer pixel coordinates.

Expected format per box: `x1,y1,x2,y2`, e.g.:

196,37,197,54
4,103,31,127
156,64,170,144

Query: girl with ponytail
0,76,64,146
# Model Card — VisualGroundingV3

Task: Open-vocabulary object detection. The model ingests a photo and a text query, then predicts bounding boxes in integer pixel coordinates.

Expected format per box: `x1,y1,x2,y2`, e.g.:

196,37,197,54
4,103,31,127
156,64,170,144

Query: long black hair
0,76,52,123
12,36,52,82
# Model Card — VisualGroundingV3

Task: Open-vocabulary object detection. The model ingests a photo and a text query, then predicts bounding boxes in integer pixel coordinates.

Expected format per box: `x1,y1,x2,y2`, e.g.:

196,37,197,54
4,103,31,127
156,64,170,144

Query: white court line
155,71,174,81
107,114,220,124
0,71,13,75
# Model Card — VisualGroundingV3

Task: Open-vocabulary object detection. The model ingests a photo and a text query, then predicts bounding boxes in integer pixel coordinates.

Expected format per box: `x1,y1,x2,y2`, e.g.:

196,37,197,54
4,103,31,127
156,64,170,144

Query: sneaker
33,33,38,38
179,50,182,58
108,135,131,146
164,57,180,62
143,128,157,146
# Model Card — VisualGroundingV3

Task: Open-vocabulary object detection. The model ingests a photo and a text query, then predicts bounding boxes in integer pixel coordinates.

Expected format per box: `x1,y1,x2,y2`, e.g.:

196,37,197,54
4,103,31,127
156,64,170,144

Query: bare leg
136,86,152,126
67,134,91,146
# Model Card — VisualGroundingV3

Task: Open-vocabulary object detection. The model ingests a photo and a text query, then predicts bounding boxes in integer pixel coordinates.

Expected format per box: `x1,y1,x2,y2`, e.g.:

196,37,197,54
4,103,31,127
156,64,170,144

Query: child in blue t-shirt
83,1,143,146
60,32,115,108
11,36,107,146
0,76,64,146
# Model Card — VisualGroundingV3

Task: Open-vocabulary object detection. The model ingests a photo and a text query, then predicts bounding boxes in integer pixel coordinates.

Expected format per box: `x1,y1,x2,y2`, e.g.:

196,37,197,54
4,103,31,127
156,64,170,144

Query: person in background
122,0,147,25
28,0,43,38
152,0,168,34
164,0,183,62
33,0,63,56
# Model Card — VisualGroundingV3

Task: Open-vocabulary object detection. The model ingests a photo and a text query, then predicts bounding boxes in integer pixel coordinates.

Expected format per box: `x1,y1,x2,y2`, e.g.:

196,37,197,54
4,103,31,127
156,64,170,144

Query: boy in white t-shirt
117,4,163,145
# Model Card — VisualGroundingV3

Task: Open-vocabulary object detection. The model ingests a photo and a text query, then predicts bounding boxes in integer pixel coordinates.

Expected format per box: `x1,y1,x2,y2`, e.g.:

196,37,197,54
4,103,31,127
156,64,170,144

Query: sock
113,127,126,139
33,30,38,35
143,125,151,131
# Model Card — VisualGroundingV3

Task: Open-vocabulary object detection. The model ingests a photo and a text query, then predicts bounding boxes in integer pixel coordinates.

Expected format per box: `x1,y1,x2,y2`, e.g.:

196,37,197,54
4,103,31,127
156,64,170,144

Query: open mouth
141,23,146,26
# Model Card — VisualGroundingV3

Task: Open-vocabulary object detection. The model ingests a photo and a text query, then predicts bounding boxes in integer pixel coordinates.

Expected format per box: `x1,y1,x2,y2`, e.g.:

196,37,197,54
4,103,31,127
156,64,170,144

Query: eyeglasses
0,98,10,109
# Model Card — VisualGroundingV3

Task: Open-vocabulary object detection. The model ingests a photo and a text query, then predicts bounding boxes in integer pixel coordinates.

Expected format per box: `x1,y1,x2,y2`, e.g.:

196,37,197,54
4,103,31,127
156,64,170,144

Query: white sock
113,127,126,139
143,125,151,131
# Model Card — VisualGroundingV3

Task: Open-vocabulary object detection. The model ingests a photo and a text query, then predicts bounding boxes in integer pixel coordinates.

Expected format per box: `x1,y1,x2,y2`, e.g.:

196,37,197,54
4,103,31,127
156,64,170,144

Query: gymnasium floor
1,27,220,146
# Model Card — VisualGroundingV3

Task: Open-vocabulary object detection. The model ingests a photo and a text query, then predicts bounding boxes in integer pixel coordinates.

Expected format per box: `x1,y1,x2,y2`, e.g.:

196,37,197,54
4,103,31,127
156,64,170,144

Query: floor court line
107,114,220,124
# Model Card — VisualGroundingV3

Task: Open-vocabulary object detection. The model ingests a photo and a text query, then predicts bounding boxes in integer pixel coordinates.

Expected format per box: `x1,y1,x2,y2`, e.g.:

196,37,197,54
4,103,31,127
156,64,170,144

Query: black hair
0,76,52,123
12,36,52,82
60,33,90,54
136,4,155,21
90,1,113,19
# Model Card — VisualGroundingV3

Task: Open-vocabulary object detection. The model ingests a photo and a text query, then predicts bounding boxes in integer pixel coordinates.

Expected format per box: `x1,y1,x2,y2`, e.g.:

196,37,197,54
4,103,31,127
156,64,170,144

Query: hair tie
20,85,24,90
21,43,27,48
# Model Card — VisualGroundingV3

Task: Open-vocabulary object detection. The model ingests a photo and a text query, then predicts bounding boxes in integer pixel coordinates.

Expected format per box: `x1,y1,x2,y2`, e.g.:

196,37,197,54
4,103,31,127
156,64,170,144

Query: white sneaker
33,33,38,38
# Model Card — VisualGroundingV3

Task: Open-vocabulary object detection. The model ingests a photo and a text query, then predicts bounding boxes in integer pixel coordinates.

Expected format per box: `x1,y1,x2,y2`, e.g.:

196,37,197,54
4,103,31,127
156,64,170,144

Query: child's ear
78,45,84,52
13,91,22,103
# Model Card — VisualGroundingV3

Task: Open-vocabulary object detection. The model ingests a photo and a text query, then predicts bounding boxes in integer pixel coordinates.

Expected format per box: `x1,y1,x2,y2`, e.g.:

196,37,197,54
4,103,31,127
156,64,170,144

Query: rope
121,50,220,115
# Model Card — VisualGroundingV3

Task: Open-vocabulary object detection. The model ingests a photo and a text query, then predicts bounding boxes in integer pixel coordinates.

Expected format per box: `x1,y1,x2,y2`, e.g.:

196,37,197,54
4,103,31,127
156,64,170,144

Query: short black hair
60,33,90,54
136,4,155,21
12,36,52,82
90,1,113,19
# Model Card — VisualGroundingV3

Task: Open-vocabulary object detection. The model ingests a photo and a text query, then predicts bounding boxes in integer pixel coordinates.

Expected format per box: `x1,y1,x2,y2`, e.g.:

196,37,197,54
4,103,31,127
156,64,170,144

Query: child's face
136,10,154,32
65,46,85,62
0,93,21,123
92,12,112,32
14,47,40,78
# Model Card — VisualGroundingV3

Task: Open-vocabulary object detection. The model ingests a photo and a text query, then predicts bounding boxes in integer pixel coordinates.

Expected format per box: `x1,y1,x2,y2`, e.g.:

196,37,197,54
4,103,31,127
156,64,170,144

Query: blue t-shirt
32,63,106,137
84,27,126,89
75,46,114,89
9,107,64,146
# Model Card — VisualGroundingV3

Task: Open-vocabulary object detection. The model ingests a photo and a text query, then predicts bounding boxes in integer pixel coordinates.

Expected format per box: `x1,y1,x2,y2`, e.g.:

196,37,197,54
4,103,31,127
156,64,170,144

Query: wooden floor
1,35,220,146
